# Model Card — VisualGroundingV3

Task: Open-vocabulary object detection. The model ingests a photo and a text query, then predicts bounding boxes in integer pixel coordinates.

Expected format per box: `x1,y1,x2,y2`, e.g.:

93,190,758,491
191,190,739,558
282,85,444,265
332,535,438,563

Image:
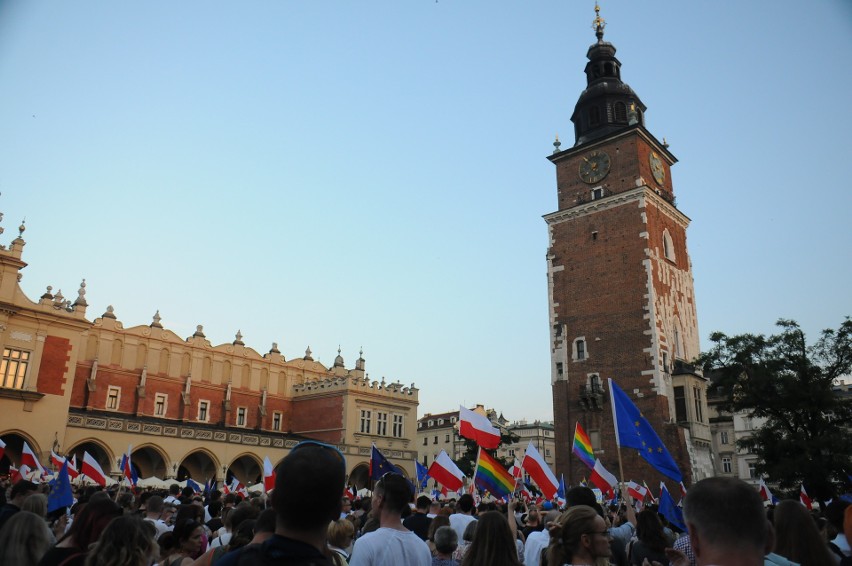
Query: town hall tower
546,6,713,486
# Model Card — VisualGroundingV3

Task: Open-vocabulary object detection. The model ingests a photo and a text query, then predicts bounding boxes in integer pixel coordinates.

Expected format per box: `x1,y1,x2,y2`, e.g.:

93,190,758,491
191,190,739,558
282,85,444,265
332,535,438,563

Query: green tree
698,318,852,500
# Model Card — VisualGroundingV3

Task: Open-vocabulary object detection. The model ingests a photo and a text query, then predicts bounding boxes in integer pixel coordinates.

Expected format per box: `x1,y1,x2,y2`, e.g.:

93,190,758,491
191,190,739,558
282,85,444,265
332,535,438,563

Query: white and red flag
428,450,465,492
21,442,45,475
50,451,80,479
81,451,108,487
643,480,658,504
458,406,501,450
589,459,617,499
626,480,648,502
263,456,276,493
508,458,523,479
521,441,558,499
799,485,813,510
759,479,779,504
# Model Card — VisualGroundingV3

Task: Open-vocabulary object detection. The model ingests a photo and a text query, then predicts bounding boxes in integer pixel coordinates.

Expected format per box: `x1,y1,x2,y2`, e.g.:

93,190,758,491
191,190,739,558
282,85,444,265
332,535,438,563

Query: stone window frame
376,412,388,436
0,347,31,390
197,399,210,423
272,411,282,431
236,406,247,427
106,386,121,411
573,337,588,362
662,229,676,263
392,414,404,438
154,393,168,417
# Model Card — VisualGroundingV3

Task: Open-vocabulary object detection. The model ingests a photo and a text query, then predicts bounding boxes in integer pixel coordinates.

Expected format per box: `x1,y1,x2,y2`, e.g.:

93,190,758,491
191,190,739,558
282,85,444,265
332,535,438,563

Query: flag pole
470,446,482,495
608,378,627,498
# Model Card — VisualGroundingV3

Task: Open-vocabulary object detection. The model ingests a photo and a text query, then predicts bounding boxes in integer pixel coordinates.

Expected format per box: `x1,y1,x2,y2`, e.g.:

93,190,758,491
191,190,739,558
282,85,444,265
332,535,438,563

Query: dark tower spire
571,3,647,147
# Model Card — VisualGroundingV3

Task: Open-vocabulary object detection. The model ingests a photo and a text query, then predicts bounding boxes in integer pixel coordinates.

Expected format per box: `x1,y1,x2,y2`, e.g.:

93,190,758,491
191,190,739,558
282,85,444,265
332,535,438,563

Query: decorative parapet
292,374,419,399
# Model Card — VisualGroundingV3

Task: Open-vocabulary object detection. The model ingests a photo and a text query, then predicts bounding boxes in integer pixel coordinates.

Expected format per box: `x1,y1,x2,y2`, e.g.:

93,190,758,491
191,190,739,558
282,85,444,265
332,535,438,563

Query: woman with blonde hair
85,515,159,566
328,518,356,565
545,505,612,566
0,510,54,564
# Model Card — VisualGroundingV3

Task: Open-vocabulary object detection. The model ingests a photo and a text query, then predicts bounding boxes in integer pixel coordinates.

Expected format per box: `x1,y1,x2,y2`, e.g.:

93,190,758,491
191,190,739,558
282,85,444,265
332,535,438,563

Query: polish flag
678,481,688,499
10,464,24,484
626,480,648,502
799,485,813,510
21,442,45,474
521,441,558,499
758,479,778,504
0,438,5,462
263,456,276,493
508,458,523,479
427,450,464,492
458,406,501,450
643,480,658,504
81,452,108,486
49,451,79,480
221,481,231,495
589,459,617,499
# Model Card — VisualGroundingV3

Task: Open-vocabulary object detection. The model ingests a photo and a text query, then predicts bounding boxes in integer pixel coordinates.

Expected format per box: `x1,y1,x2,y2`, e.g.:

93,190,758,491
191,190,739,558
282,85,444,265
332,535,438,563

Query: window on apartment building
743,416,753,430
376,412,388,436
438,419,444,425
748,462,757,479
450,417,456,424
0,348,30,389
574,338,586,361
433,436,438,444
237,407,247,427
154,394,167,417
423,455,428,466
545,449,551,457
445,434,450,442
197,400,209,422
417,422,422,429
508,449,515,458
422,437,428,446
722,456,732,474
720,431,729,445
693,385,704,423
272,412,282,431
674,386,687,423
428,420,433,427
106,386,120,410
360,410,372,434
393,415,403,438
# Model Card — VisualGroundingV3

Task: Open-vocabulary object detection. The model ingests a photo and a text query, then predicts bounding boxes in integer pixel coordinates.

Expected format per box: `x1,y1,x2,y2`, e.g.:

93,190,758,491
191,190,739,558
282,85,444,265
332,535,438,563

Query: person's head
340,496,352,514
168,484,180,496
429,500,441,514
546,505,611,566
428,514,451,541
66,498,123,550
146,495,164,516
172,518,203,555
457,493,475,514
525,506,540,525
772,499,835,566
635,509,667,551
434,525,459,556
226,501,260,536
683,477,766,562
460,511,519,566
328,518,356,549
161,503,177,524
565,485,597,508
207,499,223,519
415,495,431,512
0,510,53,564
270,440,346,533
21,492,48,517
462,519,478,542
175,502,204,525
373,472,412,516
254,508,277,537
825,499,850,536
84,515,159,566
9,479,38,504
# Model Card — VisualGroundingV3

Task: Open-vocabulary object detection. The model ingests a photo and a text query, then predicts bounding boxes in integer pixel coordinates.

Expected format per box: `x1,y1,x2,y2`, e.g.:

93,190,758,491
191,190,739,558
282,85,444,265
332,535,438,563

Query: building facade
546,8,712,488
0,223,418,488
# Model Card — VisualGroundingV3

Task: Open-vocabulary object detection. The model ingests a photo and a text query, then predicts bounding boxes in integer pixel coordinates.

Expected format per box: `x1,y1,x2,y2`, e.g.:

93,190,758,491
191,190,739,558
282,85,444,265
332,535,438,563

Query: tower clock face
578,150,611,184
649,151,666,185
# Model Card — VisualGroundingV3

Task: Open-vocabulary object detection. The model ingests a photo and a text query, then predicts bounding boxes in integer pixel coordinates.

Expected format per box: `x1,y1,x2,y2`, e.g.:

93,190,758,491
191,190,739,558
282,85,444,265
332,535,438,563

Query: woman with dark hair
460,511,521,566
38,498,123,566
772,499,836,566
164,518,204,566
545,505,612,566
84,515,159,566
627,509,668,565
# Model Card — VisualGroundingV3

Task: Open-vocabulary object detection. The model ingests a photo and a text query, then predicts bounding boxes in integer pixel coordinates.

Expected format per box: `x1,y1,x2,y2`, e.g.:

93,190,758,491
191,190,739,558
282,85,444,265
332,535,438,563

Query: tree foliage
698,318,852,500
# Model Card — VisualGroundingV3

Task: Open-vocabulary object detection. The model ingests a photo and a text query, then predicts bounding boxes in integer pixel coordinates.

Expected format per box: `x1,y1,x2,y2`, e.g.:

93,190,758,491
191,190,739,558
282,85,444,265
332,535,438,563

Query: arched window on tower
662,229,676,262
614,101,627,123
604,62,614,76
589,106,600,126
573,337,587,361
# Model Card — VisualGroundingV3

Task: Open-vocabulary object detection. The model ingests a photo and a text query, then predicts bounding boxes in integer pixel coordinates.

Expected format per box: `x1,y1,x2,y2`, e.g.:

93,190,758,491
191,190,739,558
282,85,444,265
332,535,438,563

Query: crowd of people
1,448,851,566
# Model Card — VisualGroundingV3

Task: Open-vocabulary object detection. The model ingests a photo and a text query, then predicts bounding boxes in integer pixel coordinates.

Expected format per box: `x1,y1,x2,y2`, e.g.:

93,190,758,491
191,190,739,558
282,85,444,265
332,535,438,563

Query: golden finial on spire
592,2,606,42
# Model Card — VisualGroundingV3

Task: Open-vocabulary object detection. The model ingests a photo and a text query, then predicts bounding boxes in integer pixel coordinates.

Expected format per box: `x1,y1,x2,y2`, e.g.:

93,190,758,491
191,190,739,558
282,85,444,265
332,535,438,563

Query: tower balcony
579,383,605,411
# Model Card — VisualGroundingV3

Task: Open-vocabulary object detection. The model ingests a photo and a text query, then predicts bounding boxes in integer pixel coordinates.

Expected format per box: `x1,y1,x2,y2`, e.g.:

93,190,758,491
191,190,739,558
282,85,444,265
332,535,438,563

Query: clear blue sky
1,1,850,421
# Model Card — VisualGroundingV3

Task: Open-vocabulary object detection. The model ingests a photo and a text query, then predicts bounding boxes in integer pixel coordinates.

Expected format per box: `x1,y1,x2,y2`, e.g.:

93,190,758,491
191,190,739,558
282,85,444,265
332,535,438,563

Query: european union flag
415,459,430,490
658,483,686,531
370,445,404,481
609,378,683,482
186,478,202,493
47,460,74,513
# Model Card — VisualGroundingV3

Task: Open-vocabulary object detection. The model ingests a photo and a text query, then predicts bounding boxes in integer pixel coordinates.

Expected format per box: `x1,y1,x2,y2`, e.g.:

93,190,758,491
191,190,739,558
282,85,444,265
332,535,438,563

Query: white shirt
449,513,477,543
523,529,550,566
349,527,431,566
832,534,851,557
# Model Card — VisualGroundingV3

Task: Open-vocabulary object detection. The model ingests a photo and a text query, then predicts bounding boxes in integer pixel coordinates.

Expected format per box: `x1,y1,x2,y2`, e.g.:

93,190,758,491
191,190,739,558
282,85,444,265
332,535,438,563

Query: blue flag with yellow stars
658,483,686,531
47,460,74,513
370,444,404,481
414,459,430,490
609,378,683,482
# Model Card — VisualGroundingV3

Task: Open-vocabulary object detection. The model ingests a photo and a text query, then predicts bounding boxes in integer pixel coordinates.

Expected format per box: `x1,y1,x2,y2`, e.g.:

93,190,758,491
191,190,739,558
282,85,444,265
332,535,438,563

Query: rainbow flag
474,449,515,498
573,421,596,469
